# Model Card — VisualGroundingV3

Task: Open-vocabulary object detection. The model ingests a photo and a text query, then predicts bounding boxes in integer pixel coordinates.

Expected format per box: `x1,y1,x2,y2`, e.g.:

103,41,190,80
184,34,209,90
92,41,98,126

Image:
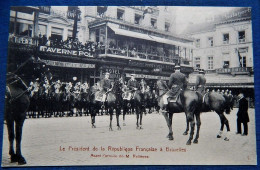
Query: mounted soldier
126,73,139,100
161,65,188,113
195,69,206,94
99,72,112,102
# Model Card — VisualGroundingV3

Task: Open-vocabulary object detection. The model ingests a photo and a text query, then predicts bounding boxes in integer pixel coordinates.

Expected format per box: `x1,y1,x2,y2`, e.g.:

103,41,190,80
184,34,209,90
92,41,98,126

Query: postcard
1,6,257,166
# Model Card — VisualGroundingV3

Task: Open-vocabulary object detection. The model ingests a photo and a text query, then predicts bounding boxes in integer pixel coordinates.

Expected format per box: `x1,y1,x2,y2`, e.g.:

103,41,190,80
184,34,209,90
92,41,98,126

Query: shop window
117,9,124,20
223,33,229,44
208,37,213,47
135,14,141,25
238,31,245,43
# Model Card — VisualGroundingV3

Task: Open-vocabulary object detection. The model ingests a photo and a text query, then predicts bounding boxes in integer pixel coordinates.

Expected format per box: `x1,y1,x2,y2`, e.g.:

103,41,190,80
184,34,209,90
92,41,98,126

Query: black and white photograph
1,6,256,166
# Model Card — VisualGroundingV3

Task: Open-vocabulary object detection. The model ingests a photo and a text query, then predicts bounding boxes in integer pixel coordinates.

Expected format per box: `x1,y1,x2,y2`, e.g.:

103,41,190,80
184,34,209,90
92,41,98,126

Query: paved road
1,108,257,166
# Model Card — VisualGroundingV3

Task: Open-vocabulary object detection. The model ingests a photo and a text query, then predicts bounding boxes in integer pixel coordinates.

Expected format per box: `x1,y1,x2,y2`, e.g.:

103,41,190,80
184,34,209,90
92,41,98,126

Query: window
165,22,170,32
117,9,124,20
208,37,213,47
240,55,247,67
238,31,245,43
38,25,47,36
223,33,229,44
195,39,200,48
51,27,63,42
10,22,33,37
134,14,141,25
208,56,213,69
97,6,107,17
95,29,100,42
151,18,157,28
68,30,73,39
194,57,200,69
223,61,230,68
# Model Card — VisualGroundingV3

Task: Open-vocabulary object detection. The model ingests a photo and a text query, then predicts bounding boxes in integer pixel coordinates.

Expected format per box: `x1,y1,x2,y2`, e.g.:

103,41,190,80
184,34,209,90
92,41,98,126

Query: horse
183,91,234,141
156,80,203,145
4,56,47,165
106,80,123,131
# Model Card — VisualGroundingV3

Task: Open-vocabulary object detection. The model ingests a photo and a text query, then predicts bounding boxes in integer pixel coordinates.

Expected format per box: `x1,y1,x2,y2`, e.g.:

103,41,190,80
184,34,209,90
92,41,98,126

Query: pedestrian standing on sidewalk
236,92,249,136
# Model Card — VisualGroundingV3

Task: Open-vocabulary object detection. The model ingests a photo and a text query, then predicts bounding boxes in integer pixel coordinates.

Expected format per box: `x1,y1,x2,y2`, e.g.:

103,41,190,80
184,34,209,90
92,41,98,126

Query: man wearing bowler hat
236,92,249,136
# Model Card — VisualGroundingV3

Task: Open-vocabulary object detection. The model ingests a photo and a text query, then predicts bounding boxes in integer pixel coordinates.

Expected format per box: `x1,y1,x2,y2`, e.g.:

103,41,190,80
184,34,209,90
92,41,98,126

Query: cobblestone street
1,108,257,166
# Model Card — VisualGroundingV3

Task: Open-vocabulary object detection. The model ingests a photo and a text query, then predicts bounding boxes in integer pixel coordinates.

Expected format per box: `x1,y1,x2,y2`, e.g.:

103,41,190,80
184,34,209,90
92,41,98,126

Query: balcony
38,6,81,21
216,67,253,76
98,46,183,64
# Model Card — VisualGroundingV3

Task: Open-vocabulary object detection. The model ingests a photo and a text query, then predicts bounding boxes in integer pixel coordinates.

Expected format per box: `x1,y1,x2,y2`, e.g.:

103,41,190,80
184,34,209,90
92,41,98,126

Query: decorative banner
39,46,93,57
41,59,95,68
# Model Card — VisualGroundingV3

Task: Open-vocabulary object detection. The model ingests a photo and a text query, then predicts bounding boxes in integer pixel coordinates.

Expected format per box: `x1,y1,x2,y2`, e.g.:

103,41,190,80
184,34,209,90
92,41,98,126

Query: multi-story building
7,6,194,86
183,7,254,105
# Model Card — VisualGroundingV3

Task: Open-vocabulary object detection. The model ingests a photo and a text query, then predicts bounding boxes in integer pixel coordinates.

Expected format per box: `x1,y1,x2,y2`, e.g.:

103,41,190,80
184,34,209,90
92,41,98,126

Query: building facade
7,6,194,86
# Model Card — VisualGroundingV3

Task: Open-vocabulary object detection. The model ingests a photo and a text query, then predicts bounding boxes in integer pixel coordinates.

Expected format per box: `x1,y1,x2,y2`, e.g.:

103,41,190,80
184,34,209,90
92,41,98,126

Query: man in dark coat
127,74,139,99
161,65,187,113
236,93,249,136
100,72,112,101
195,69,206,93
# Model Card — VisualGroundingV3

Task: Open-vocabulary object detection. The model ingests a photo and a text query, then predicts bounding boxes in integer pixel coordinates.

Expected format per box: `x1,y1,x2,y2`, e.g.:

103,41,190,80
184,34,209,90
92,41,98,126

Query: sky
173,7,234,34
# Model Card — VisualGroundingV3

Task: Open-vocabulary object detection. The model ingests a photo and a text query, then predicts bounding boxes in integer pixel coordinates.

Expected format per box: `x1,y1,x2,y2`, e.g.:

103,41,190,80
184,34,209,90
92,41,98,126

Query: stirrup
101,104,105,109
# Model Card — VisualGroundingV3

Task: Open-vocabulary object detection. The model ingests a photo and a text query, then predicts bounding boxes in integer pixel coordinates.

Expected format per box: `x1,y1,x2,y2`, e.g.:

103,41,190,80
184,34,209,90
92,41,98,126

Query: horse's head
112,80,122,93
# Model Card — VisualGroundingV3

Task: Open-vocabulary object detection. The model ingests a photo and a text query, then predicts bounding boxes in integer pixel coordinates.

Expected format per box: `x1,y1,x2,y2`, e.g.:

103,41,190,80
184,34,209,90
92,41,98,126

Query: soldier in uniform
195,69,206,93
161,65,187,113
140,78,148,93
100,72,112,101
127,73,139,100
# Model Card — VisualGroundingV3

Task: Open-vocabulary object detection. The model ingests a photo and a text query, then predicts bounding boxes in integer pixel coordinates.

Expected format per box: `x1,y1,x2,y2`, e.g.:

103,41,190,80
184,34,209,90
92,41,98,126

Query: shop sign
41,59,95,68
39,46,93,57
126,73,169,80
128,60,174,70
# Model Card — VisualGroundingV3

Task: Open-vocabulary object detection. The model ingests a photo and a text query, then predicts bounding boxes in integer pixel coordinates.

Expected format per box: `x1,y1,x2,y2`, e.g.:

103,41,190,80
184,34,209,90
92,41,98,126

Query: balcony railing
100,47,185,64
216,67,253,75
39,6,81,21
8,34,38,45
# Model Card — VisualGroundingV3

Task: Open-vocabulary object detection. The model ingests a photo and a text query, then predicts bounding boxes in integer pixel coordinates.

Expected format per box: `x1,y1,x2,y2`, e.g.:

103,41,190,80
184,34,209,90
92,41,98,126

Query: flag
143,6,149,19
238,50,242,67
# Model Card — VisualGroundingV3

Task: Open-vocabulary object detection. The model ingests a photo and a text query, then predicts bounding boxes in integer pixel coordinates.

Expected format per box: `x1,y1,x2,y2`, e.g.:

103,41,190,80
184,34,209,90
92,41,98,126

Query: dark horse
183,91,234,141
156,80,202,145
4,56,46,164
106,80,123,131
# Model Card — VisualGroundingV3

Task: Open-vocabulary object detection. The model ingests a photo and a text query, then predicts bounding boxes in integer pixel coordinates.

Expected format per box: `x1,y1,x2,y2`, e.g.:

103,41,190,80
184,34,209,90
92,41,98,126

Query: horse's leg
217,112,230,141
109,108,113,131
15,119,26,165
6,119,16,162
193,112,201,144
123,101,126,126
116,108,121,130
139,106,143,129
136,107,139,129
162,111,173,140
186,112,195,145
216,111,225,138
183,113,189,135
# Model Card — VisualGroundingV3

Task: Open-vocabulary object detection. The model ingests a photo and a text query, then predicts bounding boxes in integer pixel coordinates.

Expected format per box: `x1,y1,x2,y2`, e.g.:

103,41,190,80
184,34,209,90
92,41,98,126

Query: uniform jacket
168,71,187,89
237,97,249,123
195,74,206,92
100,78,111,91
127,79,139,90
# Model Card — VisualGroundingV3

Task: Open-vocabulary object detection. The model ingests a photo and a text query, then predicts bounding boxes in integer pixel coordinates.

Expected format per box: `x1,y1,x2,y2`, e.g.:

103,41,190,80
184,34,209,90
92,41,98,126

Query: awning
108,23,154,42
108,23,194,49
149,35,194,49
